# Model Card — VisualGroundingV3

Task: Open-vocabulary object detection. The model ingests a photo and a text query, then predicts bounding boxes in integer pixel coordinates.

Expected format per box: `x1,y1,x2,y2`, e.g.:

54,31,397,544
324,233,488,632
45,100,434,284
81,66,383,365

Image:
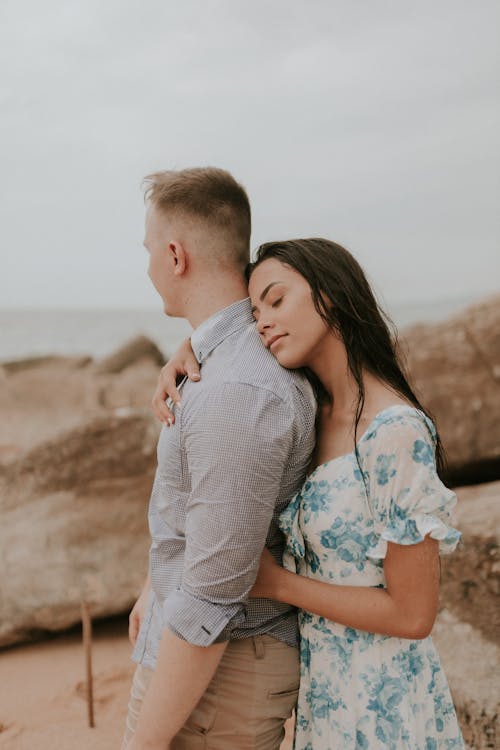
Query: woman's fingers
184,350,201,380
151,350,202,425
151,388,175,424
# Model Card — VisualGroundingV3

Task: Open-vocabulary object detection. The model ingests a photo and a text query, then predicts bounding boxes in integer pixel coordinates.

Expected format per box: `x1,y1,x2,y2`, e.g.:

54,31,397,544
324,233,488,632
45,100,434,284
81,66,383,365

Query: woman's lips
268,334,286,350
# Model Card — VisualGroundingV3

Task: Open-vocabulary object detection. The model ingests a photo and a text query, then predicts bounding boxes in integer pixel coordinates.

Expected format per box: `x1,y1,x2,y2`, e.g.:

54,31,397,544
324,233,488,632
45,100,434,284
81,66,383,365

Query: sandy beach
0,616,294,750
0,617,134,750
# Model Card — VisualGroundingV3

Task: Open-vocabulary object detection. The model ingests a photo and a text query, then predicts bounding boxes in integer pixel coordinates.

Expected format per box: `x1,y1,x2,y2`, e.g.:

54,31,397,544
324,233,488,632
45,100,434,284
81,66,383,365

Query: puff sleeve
363,412,461,560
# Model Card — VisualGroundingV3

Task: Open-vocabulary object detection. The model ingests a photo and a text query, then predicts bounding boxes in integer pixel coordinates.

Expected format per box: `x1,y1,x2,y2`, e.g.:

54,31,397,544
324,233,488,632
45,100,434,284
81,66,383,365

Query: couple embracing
122,167,464,750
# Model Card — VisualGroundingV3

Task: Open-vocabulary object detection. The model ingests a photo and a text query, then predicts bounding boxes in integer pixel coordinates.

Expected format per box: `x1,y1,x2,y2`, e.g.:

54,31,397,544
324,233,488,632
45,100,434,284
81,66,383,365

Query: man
123,167,316,750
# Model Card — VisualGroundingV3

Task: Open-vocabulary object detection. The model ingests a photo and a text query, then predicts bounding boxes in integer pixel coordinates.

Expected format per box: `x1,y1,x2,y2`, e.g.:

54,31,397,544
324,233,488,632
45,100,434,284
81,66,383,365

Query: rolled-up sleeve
161,382,295,646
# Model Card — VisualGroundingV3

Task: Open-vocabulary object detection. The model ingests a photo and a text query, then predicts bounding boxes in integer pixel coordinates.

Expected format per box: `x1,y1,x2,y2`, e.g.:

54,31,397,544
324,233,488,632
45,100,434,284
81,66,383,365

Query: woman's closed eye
271,297,283,308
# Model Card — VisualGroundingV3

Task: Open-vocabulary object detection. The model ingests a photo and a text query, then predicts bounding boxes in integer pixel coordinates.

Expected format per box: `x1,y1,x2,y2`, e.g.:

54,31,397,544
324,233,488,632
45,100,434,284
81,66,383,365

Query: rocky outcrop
400,294,500,485
433,611,499,749
0,411,159,648
93,335,165,375
436,481,500,748
440,481,500,643
0,338,165,647
0,354,92,375
0,352,161,461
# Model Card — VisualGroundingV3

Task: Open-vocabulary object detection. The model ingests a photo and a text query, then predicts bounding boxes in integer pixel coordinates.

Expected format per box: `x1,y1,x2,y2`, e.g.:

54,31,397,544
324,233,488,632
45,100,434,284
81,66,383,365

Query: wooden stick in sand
81,600,95,728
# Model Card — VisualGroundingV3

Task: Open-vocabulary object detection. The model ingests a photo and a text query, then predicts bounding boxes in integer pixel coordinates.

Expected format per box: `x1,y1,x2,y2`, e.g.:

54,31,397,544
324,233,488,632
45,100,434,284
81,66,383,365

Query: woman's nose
256,313,273,334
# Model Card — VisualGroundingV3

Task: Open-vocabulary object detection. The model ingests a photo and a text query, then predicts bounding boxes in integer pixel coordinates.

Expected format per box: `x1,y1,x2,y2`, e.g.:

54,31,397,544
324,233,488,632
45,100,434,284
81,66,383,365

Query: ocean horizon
0,294,480,363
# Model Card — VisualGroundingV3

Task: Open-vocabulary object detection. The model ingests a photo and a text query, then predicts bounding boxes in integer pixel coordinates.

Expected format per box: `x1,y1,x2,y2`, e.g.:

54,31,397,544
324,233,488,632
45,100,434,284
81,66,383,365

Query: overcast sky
1,0,499,310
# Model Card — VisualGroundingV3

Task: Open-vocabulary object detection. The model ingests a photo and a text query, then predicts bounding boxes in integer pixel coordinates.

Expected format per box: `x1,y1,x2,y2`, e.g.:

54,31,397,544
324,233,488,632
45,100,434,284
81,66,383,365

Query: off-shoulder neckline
306,404,430,482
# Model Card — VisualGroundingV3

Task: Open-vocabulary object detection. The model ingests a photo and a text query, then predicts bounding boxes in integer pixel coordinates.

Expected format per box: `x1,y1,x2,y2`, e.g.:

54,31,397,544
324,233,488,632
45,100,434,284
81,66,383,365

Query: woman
156,238,464,750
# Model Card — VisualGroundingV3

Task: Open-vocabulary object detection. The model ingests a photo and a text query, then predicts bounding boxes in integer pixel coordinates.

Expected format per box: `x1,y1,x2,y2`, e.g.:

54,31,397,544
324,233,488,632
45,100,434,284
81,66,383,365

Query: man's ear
167,241,187,276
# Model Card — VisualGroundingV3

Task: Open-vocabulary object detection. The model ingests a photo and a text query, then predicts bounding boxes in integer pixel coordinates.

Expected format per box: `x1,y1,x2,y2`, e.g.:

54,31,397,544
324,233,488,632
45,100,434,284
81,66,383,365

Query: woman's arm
151,337,201,424
251,539,440,640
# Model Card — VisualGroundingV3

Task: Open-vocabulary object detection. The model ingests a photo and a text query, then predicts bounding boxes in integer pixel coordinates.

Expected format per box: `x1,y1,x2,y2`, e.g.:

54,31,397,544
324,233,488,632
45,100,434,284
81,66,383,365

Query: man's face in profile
144,204,179,316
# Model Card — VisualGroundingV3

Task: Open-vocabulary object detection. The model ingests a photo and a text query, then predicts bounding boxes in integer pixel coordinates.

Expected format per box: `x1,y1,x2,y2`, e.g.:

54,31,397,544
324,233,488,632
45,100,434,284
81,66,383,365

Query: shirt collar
190,298,254,364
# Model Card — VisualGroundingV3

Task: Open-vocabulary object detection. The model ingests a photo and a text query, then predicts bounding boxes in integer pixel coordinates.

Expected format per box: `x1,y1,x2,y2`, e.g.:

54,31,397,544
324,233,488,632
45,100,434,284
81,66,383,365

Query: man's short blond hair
143,167,251,268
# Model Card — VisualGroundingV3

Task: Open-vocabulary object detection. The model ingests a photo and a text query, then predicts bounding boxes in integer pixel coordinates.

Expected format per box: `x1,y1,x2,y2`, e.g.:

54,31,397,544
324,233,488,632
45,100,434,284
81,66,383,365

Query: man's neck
185,276,249,329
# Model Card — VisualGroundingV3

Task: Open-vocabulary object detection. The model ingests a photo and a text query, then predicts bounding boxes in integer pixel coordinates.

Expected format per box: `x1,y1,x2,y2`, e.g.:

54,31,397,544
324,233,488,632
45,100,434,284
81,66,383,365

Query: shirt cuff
162,588,246,646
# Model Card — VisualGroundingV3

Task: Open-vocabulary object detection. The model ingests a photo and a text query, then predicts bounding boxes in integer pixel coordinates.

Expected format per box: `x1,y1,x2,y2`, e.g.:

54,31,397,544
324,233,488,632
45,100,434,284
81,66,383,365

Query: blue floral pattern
280,405,464,749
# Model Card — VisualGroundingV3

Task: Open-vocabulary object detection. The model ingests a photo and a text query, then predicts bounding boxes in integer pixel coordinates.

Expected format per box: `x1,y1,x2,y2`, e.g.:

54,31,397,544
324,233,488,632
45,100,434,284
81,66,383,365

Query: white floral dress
280,405,464,750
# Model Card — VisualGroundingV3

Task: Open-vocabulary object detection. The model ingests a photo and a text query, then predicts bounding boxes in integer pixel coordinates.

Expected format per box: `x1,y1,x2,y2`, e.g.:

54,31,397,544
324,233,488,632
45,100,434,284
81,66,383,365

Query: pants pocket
266,686,299,720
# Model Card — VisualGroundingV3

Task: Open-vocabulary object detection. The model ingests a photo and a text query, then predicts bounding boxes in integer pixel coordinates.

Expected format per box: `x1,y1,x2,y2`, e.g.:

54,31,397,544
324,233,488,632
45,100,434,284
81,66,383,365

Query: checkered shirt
132,298,316,669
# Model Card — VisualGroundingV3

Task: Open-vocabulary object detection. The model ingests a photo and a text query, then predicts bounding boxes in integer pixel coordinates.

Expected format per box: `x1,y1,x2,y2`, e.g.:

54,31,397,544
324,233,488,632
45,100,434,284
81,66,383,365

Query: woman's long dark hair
247,238,445,477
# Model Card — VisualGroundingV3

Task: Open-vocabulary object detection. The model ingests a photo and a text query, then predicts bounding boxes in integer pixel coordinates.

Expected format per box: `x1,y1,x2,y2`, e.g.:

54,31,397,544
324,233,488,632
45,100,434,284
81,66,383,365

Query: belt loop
253,635,265,660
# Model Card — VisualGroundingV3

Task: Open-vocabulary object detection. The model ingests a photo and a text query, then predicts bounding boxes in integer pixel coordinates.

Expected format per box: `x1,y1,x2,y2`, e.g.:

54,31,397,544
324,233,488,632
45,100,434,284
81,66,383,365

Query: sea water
0,296,476,363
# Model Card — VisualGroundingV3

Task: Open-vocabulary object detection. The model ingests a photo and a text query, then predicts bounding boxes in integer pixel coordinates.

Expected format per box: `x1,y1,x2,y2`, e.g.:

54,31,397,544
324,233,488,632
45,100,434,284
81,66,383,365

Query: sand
0,616,293,749
0,617,133,749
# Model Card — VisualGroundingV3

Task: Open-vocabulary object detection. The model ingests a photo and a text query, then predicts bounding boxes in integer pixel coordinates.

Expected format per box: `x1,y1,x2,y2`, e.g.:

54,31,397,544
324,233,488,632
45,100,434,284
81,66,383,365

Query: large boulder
0,350,161,461
435,481,500,748
93,335,165,375
440,481,500,644
0,354,92,375
433,610,499,750
0,410,159,647
401,294,500,484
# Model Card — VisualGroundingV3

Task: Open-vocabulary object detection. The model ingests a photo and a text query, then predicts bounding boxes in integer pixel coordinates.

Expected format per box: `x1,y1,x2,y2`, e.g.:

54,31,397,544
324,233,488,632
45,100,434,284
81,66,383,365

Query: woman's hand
250,547,284,600
152,338,201,424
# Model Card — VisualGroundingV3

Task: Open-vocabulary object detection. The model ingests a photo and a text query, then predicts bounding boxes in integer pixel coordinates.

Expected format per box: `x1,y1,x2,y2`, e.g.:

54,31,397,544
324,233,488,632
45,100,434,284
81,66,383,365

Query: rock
0,357,160,460
401,294,500,483
433,610,499,749
94,359,164,411
436,481,499,746
440,481,500,645
0,359,104,459
94,335,165,375
0,411,160,647
0,355,92,374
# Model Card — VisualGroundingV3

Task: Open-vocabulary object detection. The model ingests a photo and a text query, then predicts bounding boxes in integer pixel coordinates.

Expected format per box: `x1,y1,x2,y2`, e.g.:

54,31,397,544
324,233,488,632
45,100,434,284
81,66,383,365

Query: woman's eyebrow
251,281,283,314
259,281,282,301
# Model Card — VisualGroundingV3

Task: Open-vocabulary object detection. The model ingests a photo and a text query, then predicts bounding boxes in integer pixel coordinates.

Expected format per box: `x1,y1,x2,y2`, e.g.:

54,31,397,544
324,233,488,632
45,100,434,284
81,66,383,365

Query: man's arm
131,382,296,748
128,571,151,646
129,631,227,750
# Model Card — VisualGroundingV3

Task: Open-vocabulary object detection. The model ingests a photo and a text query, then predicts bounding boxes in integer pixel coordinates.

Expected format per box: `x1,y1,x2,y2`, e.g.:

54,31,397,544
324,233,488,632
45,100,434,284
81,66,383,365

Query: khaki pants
122,635,299,750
